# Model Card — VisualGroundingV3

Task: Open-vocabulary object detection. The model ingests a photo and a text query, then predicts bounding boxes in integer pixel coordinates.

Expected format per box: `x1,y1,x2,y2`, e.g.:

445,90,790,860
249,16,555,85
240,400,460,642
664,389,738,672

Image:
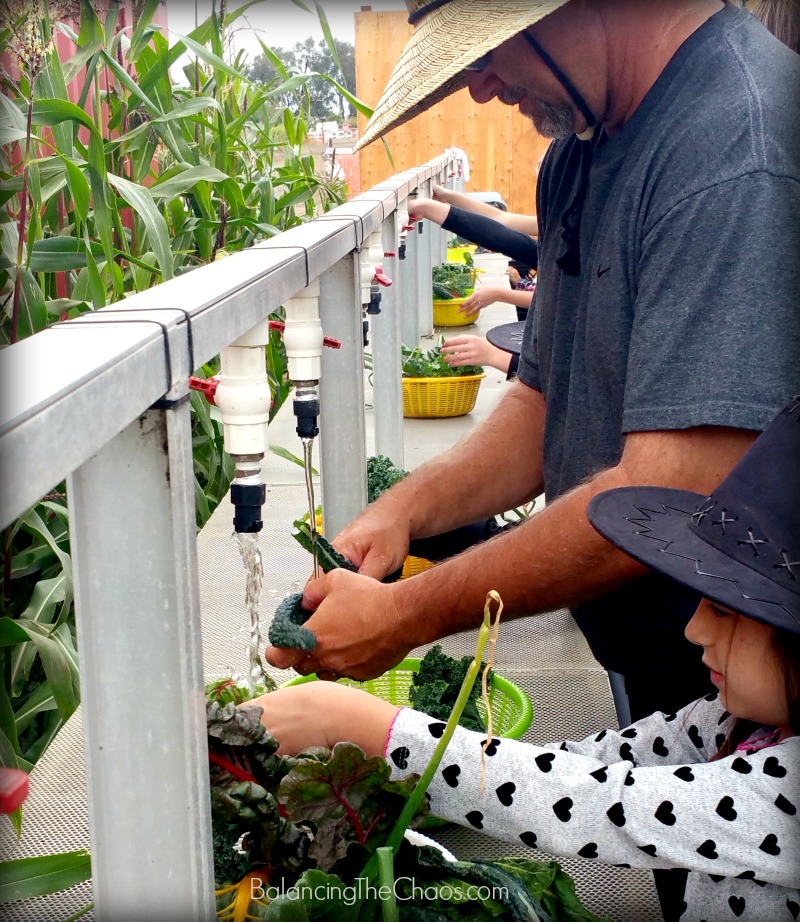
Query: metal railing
0,152,459,921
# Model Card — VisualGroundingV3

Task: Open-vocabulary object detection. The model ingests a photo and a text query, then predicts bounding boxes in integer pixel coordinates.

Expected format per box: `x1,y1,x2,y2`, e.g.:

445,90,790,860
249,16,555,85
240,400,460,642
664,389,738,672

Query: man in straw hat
268,0,799,751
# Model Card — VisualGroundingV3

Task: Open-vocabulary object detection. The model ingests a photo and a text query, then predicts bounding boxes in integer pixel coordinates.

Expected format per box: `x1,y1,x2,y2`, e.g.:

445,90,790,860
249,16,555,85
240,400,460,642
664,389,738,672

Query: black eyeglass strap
522,30,597,132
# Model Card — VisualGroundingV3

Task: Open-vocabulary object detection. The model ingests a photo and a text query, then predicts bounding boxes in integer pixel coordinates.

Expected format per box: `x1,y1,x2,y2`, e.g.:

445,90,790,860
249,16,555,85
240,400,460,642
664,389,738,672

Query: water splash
233,531,275,694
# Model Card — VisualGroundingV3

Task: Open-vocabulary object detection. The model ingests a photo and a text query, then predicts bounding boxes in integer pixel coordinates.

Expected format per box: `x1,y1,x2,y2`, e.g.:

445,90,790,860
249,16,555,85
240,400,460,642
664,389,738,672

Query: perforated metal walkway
2,254,662,921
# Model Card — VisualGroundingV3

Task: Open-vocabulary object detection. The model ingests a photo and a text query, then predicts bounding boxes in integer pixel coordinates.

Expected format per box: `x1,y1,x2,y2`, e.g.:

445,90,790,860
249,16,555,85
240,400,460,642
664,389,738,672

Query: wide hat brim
353,0,572,152
486,321,525,356
588,486,800,635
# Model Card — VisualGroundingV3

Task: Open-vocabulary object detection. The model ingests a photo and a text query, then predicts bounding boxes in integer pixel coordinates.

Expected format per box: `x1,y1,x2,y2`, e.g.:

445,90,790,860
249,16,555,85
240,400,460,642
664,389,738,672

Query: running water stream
301,436,320,578
233,531,274,694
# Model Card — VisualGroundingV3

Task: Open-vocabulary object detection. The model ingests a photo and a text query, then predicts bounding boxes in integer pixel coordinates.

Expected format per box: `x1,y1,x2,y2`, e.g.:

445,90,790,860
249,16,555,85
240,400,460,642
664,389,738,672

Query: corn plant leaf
86,133,115,268
178,34,251,82
127,0,162,62
13,682,59,736
9,575,69,699
314,1,347,89
0,674,20,759
0,850,91,904
149,165,228,200
0,620,79,721
99,50,162,118
109,173,174,280
61,0,105,84
0,93,26,134
31,99,100,142
57,156,90,225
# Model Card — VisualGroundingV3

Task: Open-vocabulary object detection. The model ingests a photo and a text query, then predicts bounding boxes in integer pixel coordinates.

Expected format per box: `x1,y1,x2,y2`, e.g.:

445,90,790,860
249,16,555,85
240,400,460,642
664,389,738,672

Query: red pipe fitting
373,266,393,288
189,375,220,406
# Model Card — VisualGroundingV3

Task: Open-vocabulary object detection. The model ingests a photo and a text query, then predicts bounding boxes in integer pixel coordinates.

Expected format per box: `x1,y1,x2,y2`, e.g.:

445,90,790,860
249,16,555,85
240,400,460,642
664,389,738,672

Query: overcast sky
166,1,405,62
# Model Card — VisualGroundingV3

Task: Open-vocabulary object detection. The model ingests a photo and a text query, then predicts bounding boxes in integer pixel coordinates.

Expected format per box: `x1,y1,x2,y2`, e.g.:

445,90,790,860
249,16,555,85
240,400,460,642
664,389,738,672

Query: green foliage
206,698,425,886
402,340,483,379
432,263,474,300
409,646,489,733
367,455,409,504
0,0,364,772
292,519,358,574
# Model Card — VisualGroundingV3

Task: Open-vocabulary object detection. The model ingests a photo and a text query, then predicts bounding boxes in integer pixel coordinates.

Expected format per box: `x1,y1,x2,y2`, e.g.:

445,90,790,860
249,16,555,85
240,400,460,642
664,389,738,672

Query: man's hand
265,569,417,681
248,683,400,756
330,498,412,580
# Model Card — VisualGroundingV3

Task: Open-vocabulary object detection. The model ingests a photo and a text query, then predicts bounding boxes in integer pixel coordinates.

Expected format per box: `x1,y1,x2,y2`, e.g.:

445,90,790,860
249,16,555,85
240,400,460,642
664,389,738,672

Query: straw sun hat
354,0,573,151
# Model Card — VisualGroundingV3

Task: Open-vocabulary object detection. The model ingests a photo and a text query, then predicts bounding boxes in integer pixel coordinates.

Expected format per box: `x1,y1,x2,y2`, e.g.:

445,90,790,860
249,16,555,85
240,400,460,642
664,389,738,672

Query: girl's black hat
588,398,800,634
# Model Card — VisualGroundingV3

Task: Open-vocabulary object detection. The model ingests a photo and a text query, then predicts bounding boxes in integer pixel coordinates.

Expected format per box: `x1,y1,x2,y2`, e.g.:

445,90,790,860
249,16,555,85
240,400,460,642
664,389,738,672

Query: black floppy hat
486,321,525,356
588,397,800,635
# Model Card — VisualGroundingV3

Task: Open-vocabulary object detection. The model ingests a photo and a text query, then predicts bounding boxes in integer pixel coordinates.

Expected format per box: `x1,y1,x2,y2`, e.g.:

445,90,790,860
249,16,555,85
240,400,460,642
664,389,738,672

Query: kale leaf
367,454,409,504
409,645,490,732
292,519,358,573
269,591,317,652
402,340,483,379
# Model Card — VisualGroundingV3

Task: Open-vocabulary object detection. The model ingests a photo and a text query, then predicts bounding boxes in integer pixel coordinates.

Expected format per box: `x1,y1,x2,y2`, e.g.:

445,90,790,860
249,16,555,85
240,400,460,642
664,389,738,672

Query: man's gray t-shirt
517,5,800,710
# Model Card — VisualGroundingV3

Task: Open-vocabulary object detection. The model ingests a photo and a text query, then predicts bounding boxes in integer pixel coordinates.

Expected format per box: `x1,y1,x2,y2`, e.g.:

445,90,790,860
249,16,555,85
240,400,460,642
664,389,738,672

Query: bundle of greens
432,262,474,300
410,645,490,732
402,340,483,379
367,454,409,504
207,698,424,891
208,603,609,922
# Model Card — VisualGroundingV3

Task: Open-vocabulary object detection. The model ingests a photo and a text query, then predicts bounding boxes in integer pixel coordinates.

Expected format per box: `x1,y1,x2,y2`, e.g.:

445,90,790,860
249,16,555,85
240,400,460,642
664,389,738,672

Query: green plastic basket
283,657,533,740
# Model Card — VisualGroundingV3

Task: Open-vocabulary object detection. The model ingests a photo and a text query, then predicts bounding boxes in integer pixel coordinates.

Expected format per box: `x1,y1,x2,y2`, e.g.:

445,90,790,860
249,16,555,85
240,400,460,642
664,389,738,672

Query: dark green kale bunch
367,454,409,503
409,645,491,732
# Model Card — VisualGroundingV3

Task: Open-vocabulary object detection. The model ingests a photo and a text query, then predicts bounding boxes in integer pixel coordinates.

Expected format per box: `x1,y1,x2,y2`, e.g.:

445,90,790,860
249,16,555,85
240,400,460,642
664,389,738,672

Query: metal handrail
0,152,458,921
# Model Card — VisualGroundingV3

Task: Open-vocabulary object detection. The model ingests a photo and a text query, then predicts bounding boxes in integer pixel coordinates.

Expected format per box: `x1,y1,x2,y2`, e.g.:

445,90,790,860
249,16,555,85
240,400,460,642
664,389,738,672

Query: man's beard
498,86,574,139
530,100,575,139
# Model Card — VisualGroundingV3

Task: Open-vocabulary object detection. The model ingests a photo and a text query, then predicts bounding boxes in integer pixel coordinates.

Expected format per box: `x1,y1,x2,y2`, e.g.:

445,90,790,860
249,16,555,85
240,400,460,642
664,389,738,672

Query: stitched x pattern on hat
588,398,800,634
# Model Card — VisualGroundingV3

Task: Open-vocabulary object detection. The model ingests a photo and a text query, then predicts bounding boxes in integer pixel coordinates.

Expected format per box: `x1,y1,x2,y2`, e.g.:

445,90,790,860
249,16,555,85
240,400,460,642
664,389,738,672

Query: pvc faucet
211,320,273,533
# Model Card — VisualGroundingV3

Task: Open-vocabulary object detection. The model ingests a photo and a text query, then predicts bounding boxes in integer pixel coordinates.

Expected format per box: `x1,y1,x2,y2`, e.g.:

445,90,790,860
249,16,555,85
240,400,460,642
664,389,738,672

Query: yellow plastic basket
284,657,533,741
401,555,435,578
402,374,484,418
433,296,474,327
446,245,477,263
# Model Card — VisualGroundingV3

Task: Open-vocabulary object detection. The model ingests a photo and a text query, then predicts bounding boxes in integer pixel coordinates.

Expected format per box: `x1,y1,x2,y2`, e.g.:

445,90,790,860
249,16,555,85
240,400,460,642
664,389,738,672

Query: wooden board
354,10,550,217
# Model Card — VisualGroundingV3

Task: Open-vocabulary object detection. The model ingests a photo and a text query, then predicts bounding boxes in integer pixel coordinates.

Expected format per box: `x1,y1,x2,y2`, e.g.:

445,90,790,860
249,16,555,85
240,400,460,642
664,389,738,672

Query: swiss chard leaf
278,741,427,873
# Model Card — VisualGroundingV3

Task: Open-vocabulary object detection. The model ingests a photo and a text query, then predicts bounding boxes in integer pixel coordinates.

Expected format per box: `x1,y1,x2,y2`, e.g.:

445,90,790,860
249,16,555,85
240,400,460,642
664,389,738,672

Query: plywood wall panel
355,10,550,217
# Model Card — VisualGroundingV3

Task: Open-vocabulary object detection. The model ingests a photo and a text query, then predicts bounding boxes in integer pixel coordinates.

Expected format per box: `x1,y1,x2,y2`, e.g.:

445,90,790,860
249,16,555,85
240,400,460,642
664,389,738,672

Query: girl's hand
247,683,400,756
460,287,500,317
441,334,494,367
431,184,455,205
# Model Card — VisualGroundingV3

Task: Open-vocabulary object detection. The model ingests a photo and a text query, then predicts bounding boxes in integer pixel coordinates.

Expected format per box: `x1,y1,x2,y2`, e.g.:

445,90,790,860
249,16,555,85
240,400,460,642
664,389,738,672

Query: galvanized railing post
417,178,434,338
68,391,215,922
319,251,368,538
402,212,420,349
371,214,405,467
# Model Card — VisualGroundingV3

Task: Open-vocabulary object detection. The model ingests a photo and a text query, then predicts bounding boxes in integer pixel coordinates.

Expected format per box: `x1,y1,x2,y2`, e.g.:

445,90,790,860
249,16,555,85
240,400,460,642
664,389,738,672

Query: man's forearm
391,425,758,646
372,380,545,540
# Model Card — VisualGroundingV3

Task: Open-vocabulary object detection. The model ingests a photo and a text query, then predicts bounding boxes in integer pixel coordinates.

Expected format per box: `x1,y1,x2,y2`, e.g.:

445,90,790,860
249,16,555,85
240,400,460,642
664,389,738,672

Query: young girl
254,398,800,922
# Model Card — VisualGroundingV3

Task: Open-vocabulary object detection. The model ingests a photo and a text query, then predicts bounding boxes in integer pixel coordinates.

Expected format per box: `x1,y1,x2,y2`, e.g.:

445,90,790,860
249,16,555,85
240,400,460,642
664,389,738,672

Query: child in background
253,398,800,922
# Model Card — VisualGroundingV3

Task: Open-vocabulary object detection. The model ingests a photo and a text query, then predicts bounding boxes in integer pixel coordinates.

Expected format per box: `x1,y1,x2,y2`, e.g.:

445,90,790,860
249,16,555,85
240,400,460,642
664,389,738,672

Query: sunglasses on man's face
464,51,491,72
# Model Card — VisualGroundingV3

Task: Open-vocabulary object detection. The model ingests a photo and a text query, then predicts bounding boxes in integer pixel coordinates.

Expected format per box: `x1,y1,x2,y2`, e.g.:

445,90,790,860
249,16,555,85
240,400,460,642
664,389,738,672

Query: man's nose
466,70,504,104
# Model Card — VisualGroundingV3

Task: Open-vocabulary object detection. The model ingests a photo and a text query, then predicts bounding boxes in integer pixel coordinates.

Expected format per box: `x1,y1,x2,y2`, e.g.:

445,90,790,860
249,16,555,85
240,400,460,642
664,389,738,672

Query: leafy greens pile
432,262,474,300
206,684,610,922
410,645,490,733
402,340,483,379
